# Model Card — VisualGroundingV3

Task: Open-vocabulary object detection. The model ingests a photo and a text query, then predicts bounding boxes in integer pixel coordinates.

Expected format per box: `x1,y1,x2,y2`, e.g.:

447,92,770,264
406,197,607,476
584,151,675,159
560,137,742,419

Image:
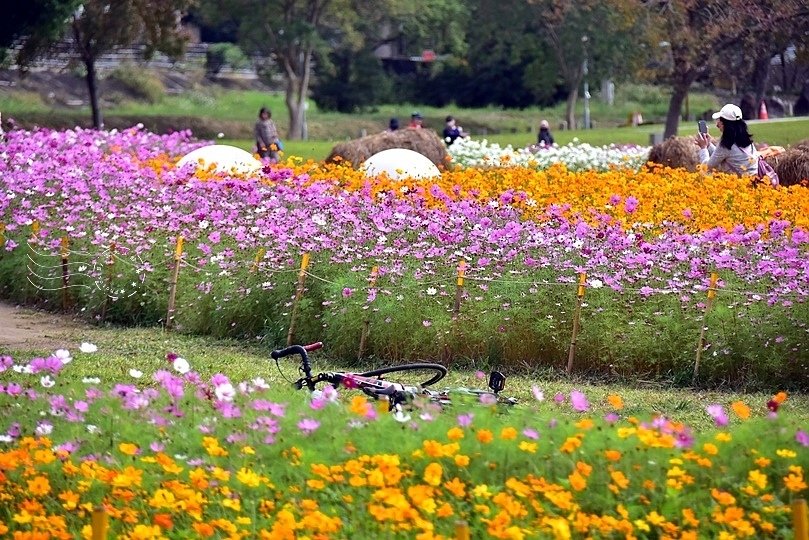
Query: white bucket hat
712,104,743,121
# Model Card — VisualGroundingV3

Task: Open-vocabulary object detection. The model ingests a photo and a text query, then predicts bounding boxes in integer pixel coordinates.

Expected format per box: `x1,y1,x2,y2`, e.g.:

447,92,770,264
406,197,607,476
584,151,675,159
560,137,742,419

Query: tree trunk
84,57,102,129
752,53,771,105
664,81,690,139
565,87,578,131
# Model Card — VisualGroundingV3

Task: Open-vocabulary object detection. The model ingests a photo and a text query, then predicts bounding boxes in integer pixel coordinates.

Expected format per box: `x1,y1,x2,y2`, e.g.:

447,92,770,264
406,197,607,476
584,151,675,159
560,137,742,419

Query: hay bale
769,148,809,187
645,135,701,172
325,128,449,168
795,138,809,151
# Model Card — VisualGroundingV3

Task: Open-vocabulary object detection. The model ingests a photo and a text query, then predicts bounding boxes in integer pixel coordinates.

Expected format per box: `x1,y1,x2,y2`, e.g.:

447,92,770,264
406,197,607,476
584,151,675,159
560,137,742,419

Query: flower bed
0,349,806,539
1,127,809,386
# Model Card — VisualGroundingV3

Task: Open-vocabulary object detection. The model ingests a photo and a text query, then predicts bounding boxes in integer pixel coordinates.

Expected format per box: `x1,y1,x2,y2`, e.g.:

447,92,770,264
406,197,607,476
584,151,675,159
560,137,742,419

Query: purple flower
570,390,589,412
457,413,474,427
531,386,545,402
479,393,497,406
554,393,565,403
797,430,809,447
522,429,539,440
706,404,729,427
297,418,320,434
342,287,353,297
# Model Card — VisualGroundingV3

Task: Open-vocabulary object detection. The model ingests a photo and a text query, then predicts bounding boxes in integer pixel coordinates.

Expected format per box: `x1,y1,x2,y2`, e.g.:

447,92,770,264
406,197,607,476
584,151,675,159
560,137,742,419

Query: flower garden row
0,347,807,539
1,126,809,386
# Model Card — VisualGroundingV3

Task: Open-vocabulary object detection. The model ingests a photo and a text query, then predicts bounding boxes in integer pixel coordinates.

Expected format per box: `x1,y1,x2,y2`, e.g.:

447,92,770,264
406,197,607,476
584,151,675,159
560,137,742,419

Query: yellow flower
731,401,750,419
777,449,797,458
568,471,587,491
702,443,719,455
607,394,624,409
26,476,50,497
454,454,470,467
447,427,465,441
715,433,733,443
604,450,622,462
423,462,443,487
560,436,582,453
477,429,494,443
755,457,771,468
518,441,537,453
500,427,518,440
118,442,139,456
748,469,768,490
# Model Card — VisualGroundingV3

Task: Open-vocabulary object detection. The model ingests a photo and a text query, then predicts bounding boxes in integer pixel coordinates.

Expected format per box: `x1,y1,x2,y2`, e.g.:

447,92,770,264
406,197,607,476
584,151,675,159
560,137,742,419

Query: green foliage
204,42,251,76
0,0,81,64
312,49,394,113
107,65,165,104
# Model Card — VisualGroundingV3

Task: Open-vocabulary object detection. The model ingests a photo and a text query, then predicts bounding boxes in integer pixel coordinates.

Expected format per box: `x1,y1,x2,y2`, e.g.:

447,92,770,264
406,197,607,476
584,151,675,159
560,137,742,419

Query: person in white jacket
695,103,757,177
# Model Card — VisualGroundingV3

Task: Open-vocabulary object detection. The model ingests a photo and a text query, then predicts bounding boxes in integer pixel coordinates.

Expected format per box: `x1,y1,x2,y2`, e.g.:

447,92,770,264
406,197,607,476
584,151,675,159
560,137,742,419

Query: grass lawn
5,318,808,430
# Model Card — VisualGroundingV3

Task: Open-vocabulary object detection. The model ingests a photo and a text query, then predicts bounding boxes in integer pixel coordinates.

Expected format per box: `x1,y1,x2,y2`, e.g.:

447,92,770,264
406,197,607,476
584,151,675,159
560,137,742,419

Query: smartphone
698,120,708,134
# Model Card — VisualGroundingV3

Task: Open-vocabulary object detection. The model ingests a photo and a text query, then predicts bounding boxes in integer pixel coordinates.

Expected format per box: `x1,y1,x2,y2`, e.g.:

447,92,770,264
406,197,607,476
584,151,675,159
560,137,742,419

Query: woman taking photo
695,103,757,177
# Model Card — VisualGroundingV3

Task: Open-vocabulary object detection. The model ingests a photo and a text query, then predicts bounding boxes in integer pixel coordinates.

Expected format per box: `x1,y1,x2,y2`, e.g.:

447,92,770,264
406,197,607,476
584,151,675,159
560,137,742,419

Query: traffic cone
759,100,769,120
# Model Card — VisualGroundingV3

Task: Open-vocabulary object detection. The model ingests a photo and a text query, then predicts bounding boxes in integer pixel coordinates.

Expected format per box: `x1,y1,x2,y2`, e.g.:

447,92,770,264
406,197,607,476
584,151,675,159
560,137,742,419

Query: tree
11,0,194,129
0,0,81,64
644,0,809,138
525,0,646,130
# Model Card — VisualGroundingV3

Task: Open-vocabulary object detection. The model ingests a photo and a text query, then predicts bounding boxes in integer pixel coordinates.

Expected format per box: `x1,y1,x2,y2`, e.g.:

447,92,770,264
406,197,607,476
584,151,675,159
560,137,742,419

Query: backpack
740,145,779,186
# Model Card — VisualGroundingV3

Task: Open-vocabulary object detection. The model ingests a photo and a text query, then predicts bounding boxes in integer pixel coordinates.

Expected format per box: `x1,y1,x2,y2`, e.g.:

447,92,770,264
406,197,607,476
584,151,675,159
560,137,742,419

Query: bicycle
271,342,518,410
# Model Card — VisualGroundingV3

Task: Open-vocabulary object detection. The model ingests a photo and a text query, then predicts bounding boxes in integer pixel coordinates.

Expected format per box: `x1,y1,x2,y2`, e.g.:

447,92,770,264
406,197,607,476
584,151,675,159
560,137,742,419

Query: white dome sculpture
361,148,441,180
176,145,262,175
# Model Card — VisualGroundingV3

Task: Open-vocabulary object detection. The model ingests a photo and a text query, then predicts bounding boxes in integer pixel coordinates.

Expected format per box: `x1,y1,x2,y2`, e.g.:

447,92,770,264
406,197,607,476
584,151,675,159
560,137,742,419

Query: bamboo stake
358,265,379,360
566,272,587,375
165,236,184,331
693,272,719,381
61,236,70,311
250,247,265,273
25,221,39,303
91,505,108,540
286,253,310,346
795,499,808,540
453,260,466,316
446,260,467,363
454,520,470,540
0,222,5,251
99,242,116,323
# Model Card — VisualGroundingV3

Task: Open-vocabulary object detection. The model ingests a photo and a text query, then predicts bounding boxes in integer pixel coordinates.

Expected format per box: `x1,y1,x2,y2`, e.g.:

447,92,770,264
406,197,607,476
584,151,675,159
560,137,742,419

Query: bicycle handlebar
270,342,323,360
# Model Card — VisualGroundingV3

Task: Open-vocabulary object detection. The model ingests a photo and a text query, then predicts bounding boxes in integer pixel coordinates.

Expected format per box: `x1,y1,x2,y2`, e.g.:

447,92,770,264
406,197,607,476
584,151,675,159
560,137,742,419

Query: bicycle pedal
488,371,506,393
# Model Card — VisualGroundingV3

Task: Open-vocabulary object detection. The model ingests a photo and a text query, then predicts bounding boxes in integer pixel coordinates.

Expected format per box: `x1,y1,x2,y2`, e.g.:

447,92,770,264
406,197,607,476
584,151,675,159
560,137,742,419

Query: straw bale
645,136,701,172
325,128,449,168
768,148,809,188
795,138,809,151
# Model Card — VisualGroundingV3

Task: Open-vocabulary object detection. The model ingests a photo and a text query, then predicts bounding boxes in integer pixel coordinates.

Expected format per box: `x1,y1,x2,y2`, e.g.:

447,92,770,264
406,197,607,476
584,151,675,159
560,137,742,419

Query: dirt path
0,302,89,353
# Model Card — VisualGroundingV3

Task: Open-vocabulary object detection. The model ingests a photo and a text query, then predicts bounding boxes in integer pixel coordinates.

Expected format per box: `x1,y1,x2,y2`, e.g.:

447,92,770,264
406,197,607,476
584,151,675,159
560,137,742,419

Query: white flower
82,377,101,384
129,369,143,379
87,425,100,434
198,220,209,230
0,434,13,443
54,349,72,364
40,375,55,388
214,383,236,402
172,357,190,374
217,132,225,139
13,364,32,374
36,422,53,436
251,377,270,390
426,287,438,296
79,342,98,353
588,279,604,289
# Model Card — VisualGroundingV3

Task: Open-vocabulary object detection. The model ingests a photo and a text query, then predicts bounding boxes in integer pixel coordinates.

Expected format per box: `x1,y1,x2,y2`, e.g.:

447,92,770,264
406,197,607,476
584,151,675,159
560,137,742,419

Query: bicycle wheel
359,363,447,387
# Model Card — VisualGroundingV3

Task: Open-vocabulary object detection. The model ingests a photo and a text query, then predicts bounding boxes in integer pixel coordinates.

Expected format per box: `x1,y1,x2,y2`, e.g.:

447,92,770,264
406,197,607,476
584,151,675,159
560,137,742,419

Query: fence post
795,499,808,540
566,272,587,375
455,520,470,540
250,247,265,273
91,505,108,540
25,221,40,303
99,242,116,323
693,272,718,381
358,265,379,360
165,236,184,331
61,236,70,311
286,253,310,346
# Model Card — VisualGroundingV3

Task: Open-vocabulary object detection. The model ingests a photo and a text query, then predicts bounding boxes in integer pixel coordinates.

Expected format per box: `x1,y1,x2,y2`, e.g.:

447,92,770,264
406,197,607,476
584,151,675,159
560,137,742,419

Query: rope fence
12,225,769,382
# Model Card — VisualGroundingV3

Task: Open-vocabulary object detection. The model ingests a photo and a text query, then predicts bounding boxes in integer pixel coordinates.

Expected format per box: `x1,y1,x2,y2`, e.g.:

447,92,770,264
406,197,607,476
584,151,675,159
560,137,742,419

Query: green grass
7,320,808,429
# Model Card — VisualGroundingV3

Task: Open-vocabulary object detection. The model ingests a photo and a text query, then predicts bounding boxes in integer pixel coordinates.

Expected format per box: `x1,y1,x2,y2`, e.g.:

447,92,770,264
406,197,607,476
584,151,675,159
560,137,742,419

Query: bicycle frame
271,342,516,408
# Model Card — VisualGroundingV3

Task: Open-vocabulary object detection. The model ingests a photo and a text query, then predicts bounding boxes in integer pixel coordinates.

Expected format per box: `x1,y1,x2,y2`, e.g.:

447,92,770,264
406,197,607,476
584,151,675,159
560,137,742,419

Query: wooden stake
453,260,466,316
0,222,5,251
61,237,70,311
99,242,116,323
286,253,310,346
693,272,719,381
165,236,184,330
250,247,265,273
454,520,470,540
91,505,108,540
25,221,39,303
358,265,379,359
794,499,808,540
566,272,587,375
